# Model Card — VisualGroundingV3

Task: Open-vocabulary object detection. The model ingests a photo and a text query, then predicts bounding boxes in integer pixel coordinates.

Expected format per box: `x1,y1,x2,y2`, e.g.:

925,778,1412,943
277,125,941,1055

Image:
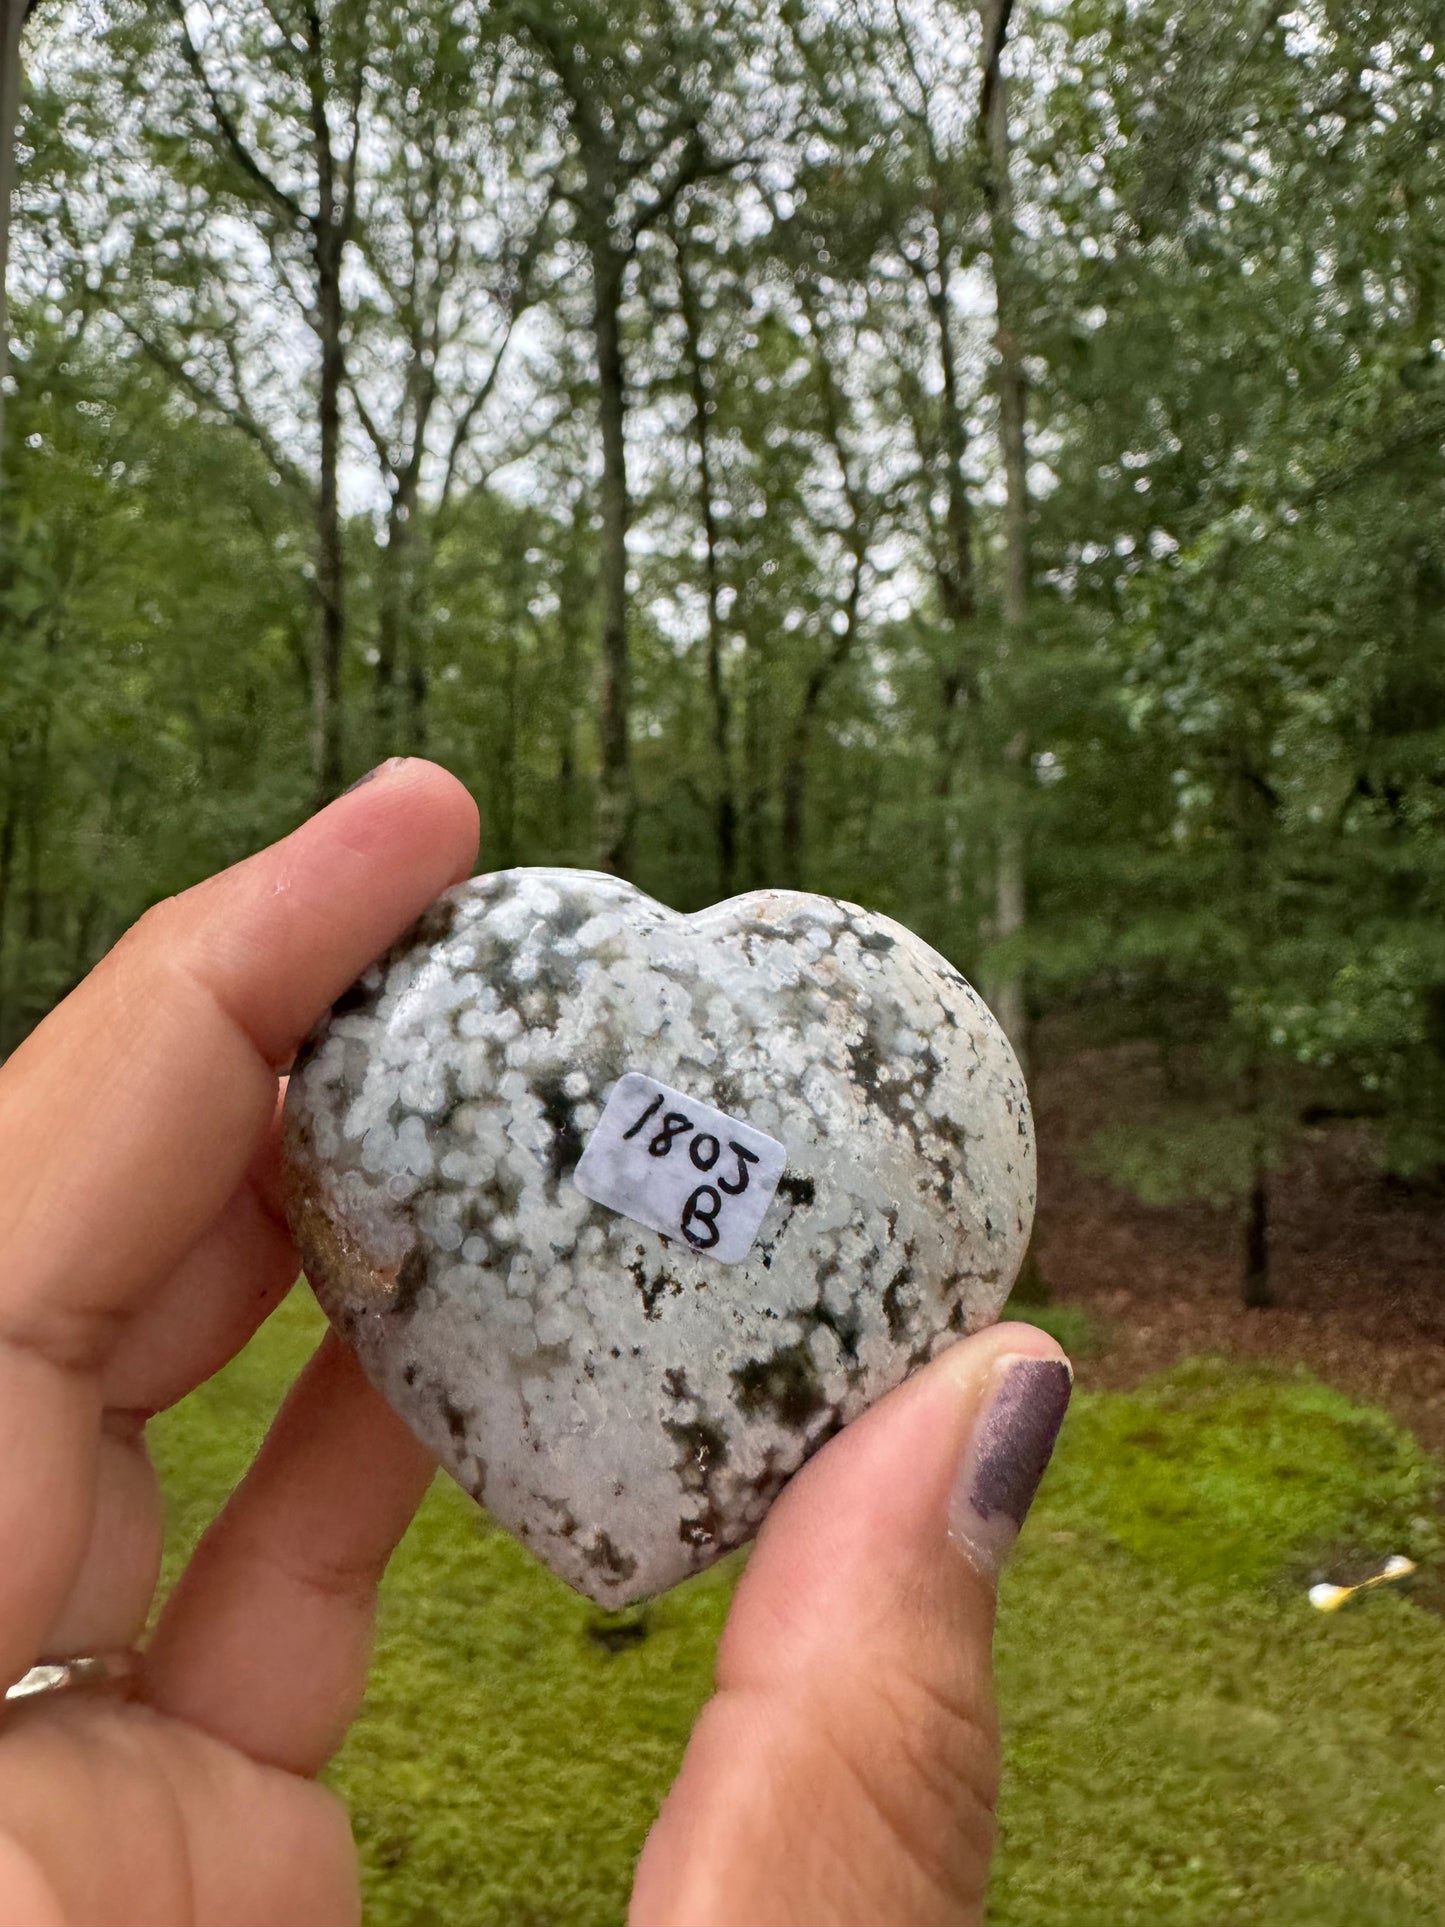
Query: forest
1,0,1442,1307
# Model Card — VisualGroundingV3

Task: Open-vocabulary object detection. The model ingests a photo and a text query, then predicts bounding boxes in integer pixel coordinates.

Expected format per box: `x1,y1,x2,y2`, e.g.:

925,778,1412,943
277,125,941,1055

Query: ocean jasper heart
281,869,1035,1605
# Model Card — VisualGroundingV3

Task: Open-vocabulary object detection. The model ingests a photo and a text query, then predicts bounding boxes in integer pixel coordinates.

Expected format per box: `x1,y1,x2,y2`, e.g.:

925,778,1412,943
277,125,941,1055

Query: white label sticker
572,1071,787,1264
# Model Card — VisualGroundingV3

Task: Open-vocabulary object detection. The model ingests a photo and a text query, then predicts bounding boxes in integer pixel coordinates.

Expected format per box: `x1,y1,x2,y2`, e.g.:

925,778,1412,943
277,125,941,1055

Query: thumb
630,1323,1072,1927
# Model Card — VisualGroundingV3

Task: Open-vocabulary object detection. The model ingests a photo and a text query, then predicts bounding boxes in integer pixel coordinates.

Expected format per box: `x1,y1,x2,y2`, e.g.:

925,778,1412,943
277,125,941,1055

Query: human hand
0,757,1069,1926
0,759,478,1924
630,1314,1069,1926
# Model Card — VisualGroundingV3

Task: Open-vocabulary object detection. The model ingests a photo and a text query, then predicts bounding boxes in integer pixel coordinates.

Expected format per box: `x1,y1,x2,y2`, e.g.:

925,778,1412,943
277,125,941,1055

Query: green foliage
0,318,313,1038
151,1294,1445,1927
1082,1111,1262,1209
5,0,1443,1231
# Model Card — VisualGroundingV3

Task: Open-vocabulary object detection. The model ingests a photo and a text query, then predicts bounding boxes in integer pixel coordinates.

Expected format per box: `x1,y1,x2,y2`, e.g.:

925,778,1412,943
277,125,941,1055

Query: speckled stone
282,869,1035,1605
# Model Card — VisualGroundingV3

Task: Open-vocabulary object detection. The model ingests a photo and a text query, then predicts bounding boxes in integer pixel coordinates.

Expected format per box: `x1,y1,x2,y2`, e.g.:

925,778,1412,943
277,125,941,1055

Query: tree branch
435,317,521,520
977,0,1017,133
432,185,559,520
124,319,312,501
628,130,722,243
348,378,395,482
162,0,307,225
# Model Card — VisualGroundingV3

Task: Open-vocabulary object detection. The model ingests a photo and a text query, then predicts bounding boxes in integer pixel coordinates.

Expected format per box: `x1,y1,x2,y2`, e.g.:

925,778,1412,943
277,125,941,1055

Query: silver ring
4,1651,142,1704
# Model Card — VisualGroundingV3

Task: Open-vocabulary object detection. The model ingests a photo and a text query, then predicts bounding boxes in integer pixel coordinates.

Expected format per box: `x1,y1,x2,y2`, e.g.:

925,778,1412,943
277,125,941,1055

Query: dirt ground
1031,1045,1445,1455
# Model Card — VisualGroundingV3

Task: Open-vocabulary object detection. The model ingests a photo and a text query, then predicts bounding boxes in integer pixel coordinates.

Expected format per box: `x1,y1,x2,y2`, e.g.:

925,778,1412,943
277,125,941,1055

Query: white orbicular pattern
281,869,1035,1605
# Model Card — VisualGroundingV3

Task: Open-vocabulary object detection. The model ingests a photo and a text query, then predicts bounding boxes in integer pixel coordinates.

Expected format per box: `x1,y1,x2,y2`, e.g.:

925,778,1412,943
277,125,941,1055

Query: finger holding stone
0,1701,362,1927
144,1332,436,1777
1,759,478,1344
101,1096,298,1420
46,1109,294,1663
36,1418,163,1660
0,759,478,1682
631,1322,1072,1927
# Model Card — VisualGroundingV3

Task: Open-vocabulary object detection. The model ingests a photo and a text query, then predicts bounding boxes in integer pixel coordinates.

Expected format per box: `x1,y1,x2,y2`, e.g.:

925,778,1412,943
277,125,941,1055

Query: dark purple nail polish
341,756,405,795
950,1355,1072,1575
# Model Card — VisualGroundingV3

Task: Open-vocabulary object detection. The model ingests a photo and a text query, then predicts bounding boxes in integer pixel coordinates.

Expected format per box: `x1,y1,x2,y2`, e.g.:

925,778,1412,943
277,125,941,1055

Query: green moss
1043,1358,1442,1592
333,1484,737,1926
991,1363,1445,1925
151,1292,1445,1927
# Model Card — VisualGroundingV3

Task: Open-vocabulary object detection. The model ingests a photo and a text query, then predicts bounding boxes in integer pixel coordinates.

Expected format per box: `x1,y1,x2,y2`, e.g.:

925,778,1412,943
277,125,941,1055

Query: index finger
0,757,478,1677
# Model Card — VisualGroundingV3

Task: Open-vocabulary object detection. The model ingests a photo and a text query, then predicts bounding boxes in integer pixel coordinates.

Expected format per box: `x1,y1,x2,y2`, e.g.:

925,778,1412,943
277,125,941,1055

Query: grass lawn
151,1292,1445,1927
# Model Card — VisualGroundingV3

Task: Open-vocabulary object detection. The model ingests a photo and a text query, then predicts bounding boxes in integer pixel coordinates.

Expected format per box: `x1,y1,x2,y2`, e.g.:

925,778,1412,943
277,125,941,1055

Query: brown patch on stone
283,1156,420,1312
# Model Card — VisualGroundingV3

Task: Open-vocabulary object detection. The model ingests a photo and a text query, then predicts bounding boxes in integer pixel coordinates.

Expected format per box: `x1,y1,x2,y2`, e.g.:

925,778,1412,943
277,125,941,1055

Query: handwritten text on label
572,1072,787,1263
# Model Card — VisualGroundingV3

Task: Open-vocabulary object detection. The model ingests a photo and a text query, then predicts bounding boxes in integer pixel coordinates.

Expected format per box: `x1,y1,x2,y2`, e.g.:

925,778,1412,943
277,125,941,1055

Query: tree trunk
676,241,736,896
375,508,404,755
980,0,1031,1067
22,697,49,943
0,0,29,476
1242,1155,1272,1308
311,218,347,802
780,722,808,890
301,1,356,808
780,589,858,890
404,627,428,755
991,735,1028,1050
932,677,967,947
554,499,589,856
373,468,431,761
1240,973,1274,1306
0,767,17,1047
774,284,866,898
592,246,633,876
497,620,519,865
933,274,977,635
928,272,977,949
519,17,715,877
741,629,768,889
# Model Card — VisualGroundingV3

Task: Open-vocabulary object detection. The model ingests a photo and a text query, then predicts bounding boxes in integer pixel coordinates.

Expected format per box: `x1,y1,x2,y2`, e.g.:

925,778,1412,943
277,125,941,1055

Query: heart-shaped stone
282,869,1034,1605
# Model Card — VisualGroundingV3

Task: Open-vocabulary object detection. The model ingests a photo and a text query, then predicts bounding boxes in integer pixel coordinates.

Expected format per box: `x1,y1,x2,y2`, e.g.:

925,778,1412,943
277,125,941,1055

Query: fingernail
949,1354,1072,1577
342,756,408,795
